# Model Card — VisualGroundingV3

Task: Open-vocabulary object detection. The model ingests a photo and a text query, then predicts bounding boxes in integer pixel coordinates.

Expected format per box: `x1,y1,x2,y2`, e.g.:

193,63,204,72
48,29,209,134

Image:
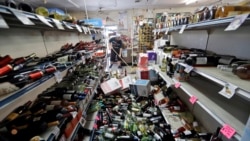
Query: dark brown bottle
0,101,32,128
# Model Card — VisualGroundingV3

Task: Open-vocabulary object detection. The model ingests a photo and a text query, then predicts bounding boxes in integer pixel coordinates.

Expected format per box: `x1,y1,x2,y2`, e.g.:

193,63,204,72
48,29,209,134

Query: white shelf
179,63,250,101
172,77,242,140
153,64,243,140
82,111,99,141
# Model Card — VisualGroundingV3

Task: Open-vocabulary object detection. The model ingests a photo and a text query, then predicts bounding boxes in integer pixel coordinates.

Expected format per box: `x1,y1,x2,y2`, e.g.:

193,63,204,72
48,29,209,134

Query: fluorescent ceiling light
184,0,198,5
68,0,80,8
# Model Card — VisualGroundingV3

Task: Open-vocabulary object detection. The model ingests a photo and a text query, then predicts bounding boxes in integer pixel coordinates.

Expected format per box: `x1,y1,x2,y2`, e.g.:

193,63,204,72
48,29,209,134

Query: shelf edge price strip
0,15,9,28
36,15,53,27
220,124,236,139
10,9,34,25
52,19,65,30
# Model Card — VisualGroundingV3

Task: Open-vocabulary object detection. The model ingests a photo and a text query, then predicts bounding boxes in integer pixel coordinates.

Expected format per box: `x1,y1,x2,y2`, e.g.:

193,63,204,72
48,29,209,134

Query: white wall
0,28,91,58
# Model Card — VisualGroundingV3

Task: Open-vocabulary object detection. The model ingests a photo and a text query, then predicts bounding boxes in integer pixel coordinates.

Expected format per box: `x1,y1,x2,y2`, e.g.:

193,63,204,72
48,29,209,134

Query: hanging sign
0,15,9,28
62,21,73,29
179,25,187,34
75,24,82,32
10,9,34,25
36,15,53,27
225,14,249,31
52,19,64,30
165,28,169,35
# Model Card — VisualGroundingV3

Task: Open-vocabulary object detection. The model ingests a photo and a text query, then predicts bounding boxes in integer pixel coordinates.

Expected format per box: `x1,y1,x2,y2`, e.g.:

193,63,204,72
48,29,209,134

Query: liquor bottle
235,64,250,79
161,57,167,72
185,55,219,66
0,101,32,128
0,55,13,68
45,100,76,106
0,53,36,76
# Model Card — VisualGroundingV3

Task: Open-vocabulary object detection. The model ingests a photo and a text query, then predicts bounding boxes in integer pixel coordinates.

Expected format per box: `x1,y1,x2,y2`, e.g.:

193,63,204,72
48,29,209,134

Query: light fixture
184,0,198,5
68,0,80,8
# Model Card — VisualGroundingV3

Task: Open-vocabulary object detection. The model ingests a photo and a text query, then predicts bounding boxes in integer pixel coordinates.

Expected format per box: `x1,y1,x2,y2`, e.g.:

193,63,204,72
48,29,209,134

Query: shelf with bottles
0,5,102,34
0,59,105,141
154,64,246,140
153,14,250,33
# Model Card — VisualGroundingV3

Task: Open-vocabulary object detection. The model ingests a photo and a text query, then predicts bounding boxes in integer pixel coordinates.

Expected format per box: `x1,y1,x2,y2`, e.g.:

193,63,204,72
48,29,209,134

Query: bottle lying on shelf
0,101,32,128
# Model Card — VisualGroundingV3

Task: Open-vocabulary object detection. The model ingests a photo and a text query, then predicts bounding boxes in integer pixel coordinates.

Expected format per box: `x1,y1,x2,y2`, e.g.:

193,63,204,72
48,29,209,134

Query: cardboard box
138,53,148,67
130,79,150,97
137,67,149,79
147,51,157,65
100,78,122,95
119,76,133,90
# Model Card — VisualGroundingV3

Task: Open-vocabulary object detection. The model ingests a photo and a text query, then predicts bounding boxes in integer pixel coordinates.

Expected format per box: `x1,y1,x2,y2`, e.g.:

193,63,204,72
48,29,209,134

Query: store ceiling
13,0,247,12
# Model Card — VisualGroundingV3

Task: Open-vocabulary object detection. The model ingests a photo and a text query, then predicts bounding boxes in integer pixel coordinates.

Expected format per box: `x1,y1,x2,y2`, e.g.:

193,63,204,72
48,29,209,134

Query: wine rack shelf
153,15,250,33
0,5,101,34
0,67,69,121
154,65,244,140
178,63,250,101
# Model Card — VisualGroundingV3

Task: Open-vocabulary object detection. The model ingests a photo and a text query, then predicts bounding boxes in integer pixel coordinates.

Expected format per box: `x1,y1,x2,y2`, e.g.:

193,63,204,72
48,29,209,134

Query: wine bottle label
62,94,72,100
104,132,114,139
183,130,192,135
174,106,181,111
193,121,198,127
196,57,207,65
143,113,152,117
45,105,55,111
6,112,19,120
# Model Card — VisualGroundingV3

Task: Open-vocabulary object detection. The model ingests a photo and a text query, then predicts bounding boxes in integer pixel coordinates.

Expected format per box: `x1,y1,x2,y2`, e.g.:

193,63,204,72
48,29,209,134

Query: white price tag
11,10,34,25
0,15,9,28
62,21,73,29
179,25,187,34
75,24,82,32
225,14,249,31
219,83,237,99
36,15,53,27
165,28,169,35
79,117,86,127
52,19,64,30
81,26,87,34
54,71,62,83
184,65,194,73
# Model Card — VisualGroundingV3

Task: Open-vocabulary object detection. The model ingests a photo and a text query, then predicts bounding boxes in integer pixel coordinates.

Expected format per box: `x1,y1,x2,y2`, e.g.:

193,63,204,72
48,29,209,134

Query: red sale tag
175,82,181,88
95,116,100,120
189,96,198,104
220,124,236,139
93,123,98,129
